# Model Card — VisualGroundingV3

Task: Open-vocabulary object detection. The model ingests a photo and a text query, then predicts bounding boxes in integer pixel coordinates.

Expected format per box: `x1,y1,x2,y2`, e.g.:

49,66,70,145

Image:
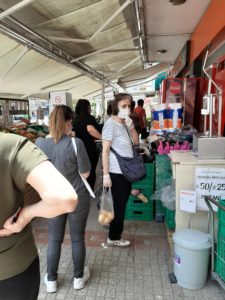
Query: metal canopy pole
47,36,89,44
0,0,36,21
101,75,105,119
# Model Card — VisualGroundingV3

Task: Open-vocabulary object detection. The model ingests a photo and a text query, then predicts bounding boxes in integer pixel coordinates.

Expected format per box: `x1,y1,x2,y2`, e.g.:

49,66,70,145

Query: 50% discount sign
195,167,225,211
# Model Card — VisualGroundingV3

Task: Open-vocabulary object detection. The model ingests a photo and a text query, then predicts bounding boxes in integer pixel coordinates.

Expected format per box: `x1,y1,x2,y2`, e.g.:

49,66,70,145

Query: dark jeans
47,188,90,280
87,156,98,190
109,173,132,240
0,256,40,300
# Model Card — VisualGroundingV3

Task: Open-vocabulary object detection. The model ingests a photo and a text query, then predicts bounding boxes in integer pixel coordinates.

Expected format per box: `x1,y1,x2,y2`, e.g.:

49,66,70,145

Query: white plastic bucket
173,229,211,290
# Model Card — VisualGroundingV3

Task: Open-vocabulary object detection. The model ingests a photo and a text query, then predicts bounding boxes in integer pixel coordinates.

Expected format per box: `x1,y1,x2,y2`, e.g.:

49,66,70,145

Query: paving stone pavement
33,199,225,300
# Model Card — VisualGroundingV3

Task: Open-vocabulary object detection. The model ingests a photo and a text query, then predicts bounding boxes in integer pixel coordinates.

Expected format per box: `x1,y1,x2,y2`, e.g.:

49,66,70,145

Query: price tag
195,168,225,211
179,190,196,213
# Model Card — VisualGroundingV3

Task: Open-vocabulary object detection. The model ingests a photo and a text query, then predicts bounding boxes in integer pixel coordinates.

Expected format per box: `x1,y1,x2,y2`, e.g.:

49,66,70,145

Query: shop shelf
165,207,175,229
125,207,153,221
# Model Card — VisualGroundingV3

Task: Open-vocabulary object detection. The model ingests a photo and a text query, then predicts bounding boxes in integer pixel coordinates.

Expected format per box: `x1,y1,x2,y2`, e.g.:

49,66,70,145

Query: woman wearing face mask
102,93,139,247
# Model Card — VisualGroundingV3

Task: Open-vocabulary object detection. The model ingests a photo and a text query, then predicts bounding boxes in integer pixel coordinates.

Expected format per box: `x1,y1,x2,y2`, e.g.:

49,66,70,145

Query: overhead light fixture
169,0,186,5
157,49,167,54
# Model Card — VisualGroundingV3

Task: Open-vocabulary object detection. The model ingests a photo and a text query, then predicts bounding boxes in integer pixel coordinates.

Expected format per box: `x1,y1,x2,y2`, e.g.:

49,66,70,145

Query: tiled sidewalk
34,199,225,300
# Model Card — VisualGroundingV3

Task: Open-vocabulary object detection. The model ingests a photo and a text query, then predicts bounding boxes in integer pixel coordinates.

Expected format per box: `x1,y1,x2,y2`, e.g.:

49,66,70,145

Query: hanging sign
195,167,225,211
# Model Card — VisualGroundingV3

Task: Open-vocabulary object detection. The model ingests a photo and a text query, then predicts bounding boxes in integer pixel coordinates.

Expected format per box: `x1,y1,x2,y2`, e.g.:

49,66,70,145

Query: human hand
0,207,31,237
103,174,112,188
125,116,134,129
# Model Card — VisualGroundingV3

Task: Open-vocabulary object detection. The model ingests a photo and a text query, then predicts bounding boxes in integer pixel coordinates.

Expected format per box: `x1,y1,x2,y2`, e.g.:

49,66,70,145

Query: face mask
118,108,130,119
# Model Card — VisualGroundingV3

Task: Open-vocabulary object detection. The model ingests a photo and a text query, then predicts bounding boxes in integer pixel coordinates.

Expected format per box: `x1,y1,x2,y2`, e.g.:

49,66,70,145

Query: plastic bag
161,184,175,210
98,188,114,225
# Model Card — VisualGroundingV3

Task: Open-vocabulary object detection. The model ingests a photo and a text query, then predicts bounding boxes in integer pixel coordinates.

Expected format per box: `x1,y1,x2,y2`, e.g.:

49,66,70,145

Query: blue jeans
47,188,90,280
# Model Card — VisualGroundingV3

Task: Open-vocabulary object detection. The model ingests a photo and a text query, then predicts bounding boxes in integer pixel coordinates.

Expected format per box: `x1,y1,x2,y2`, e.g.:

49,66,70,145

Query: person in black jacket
73,99,102,190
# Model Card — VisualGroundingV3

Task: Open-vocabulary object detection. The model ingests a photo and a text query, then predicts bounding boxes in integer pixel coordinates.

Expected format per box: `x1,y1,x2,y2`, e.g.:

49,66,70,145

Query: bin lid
173,229,211,250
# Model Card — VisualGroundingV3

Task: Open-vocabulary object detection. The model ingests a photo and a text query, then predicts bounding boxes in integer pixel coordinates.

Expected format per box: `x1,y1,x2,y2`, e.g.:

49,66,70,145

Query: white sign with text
195,167,225,211
179,190,196,213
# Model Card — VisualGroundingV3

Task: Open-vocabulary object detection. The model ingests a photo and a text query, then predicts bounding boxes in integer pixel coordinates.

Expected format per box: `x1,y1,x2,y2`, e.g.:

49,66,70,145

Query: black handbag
110,126,146,182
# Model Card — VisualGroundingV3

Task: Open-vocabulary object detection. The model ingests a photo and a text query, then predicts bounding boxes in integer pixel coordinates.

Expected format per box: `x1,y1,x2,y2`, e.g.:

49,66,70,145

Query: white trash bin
173,228,211,290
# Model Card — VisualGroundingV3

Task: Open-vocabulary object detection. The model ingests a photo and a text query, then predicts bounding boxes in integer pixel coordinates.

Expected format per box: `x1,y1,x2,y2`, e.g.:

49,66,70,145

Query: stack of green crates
154,155,175,227
155,154,172,190
125,163,154,221
155,199,165,222
165,207,176,229
215,200,225,281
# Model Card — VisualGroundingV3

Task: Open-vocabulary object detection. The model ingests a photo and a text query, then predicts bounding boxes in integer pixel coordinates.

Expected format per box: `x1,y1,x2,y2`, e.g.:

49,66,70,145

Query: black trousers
140,127,148,139
0,256,40,300
109,173,132,240
87,157,98,190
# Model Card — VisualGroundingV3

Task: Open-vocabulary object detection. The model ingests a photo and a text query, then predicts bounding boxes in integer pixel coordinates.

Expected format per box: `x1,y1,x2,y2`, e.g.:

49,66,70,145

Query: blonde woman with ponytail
36,105,91,292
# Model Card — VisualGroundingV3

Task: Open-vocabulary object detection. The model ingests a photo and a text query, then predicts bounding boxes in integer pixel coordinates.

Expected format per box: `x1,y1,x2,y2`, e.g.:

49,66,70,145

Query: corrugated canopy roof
0,0,211,100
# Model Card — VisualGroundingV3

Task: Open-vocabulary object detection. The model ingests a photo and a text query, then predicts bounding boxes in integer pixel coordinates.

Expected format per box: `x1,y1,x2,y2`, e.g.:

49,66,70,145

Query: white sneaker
43,274,57,293
107,238,131,247
74,266,90,290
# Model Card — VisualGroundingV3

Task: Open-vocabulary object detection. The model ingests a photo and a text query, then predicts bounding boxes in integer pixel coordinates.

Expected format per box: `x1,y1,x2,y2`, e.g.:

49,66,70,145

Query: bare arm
102,140,112,175
130,127,139,145
80,171,90,179
87,125,102,140
0,161,77,237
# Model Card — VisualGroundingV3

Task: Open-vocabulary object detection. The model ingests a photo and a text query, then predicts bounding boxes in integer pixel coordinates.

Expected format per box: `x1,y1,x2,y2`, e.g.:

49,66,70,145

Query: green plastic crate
155,199,165,214
218,200,225,236
127,195,153,210
215,234,225,281
155,154,171,164
125,207,153,221
131,184,154,198
165,207,175,229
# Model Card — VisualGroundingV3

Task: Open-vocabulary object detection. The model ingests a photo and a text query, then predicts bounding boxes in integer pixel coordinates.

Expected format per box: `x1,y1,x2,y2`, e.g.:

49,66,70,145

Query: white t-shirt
102,117,133,174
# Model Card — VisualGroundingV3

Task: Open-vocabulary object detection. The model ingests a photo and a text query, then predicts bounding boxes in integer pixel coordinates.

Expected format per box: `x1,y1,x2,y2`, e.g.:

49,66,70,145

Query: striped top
102,117,133,174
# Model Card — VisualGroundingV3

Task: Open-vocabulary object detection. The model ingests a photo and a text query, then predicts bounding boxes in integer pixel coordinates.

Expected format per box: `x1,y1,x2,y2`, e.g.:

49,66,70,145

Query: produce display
0,122,48,142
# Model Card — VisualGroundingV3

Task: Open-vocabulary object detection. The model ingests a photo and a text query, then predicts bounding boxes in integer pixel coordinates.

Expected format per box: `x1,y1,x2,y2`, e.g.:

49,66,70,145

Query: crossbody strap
71,138,95,198
124,124,134,145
